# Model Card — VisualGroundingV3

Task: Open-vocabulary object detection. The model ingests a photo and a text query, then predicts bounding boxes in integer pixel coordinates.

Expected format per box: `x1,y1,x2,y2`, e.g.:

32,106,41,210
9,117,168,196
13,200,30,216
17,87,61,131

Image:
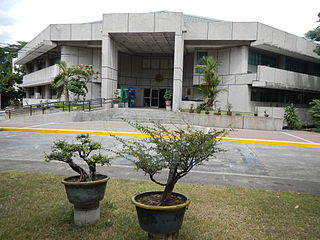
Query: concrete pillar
45,85,52,99
25,88,31,98
101,34,118,104
172,33,184,111
278,55,286,69
45,55,50,67
74,206,100,226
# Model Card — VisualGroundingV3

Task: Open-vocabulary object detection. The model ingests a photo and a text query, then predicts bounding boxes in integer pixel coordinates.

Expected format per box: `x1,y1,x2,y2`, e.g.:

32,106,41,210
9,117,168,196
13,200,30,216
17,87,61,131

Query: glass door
143,88,160,108
151,89,159,107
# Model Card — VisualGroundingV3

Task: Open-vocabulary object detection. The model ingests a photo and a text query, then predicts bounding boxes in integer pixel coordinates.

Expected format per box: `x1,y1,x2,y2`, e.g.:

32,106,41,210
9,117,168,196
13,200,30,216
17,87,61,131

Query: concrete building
16,11,320,118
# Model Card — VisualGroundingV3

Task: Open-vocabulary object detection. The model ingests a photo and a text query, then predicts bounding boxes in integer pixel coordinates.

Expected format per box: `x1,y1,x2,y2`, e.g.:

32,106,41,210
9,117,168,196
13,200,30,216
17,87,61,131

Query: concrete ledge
1,108,284,131
181,113,283,131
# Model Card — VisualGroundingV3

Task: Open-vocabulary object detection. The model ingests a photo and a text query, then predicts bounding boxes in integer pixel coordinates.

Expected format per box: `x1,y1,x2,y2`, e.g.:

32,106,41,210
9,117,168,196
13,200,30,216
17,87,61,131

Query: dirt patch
137,193,186,206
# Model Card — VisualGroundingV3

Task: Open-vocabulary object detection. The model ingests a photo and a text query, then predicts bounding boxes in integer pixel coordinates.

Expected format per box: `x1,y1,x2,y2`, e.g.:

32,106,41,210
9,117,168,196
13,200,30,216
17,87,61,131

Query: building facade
16,11,320,117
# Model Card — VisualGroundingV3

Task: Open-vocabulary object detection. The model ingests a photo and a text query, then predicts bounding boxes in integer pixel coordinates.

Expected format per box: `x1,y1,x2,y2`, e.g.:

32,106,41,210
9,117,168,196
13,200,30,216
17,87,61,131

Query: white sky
0,0,319,44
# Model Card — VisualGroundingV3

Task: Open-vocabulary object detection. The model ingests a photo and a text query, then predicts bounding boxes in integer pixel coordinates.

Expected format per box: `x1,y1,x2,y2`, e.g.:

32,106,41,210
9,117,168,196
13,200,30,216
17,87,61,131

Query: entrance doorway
143,88,168,108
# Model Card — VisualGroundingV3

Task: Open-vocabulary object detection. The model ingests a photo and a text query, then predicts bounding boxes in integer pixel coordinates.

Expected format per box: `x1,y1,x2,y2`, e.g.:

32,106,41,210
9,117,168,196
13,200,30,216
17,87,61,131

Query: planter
132,191,190,240
165,100,172,111
62,174,109,226
227,112,232,116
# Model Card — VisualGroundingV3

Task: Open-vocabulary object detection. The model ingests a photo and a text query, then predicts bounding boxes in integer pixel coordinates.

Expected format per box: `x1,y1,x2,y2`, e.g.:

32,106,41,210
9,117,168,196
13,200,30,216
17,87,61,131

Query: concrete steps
108,108,185,124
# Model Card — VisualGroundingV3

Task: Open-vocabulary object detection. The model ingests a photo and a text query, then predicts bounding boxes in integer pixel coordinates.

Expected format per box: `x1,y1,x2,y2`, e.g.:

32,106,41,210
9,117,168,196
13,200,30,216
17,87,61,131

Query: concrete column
45,85,52,99
172,33,184,111
278,55,286,69
45,55,50,67
101,34,118,104
25,88,31,98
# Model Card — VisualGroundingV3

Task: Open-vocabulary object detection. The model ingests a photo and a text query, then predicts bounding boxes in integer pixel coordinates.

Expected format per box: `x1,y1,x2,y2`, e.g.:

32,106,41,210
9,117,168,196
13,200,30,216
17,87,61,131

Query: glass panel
144,88,150,97
152,89,159,98
151,98,158,107
144,98,150,107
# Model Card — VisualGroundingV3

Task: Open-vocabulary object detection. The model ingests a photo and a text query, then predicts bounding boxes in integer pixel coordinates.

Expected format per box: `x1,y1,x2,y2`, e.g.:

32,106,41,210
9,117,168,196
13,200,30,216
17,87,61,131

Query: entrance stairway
108,108,185,124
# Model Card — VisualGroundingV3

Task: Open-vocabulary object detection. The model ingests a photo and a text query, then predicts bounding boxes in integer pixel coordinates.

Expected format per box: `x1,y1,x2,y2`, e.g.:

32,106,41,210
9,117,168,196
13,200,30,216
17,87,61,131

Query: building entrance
143,88,167,108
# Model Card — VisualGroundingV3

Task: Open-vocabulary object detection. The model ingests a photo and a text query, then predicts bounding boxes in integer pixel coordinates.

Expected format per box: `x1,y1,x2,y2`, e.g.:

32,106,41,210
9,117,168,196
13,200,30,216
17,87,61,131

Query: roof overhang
15,40,57,65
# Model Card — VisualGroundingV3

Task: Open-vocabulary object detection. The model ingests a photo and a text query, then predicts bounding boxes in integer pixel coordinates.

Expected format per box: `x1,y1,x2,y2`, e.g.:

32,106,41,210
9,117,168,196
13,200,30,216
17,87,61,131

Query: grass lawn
1,171,319,240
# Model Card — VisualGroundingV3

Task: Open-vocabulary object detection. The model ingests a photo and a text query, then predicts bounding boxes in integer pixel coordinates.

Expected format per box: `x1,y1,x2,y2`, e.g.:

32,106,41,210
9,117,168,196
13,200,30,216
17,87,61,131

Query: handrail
5,98,116,119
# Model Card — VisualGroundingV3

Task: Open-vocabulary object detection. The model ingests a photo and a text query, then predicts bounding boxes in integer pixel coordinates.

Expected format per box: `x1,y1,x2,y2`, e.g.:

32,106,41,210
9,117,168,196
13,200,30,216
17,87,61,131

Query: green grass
1,171,319,240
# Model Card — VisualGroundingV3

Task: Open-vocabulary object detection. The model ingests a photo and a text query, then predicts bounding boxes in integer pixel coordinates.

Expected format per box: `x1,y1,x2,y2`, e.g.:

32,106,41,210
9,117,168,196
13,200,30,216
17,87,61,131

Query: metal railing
5,98,113,119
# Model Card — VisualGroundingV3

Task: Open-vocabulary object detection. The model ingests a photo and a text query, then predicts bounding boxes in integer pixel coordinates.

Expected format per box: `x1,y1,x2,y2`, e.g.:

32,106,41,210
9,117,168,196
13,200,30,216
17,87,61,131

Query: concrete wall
193,46,249,85
256,106,312,125
61,46,102,99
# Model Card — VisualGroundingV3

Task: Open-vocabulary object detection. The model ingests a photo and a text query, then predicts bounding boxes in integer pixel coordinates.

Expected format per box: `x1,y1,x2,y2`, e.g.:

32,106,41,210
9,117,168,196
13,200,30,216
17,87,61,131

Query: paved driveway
0,122,319,194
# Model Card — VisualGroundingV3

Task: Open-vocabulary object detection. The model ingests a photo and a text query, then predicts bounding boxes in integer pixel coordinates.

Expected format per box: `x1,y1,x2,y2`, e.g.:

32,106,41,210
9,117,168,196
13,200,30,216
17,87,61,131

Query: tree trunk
159,168,177,206
64,87,69,102
68,160,88,182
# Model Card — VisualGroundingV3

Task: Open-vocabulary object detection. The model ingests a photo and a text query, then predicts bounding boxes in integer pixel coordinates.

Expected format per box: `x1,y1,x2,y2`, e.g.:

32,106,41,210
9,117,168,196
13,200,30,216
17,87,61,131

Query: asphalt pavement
0,120,319,194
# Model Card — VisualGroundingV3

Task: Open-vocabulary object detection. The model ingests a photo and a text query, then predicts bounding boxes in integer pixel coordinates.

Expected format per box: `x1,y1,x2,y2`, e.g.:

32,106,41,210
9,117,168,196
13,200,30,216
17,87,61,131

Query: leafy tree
115,121,226,206
0,41,27,108
305,12,320,55
284,104,302,130
309,99,320,129
51,61,97,101
45,134,111,181
195,56,227,109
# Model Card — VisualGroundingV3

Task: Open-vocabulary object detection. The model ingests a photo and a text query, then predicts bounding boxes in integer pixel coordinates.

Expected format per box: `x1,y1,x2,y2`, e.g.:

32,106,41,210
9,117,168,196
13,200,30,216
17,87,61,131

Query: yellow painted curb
1,127,320,149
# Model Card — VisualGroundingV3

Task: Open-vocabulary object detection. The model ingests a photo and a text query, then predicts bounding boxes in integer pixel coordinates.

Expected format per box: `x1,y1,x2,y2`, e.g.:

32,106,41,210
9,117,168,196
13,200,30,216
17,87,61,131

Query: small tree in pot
164,89,173,111
45,134,111,226
115,121,226,239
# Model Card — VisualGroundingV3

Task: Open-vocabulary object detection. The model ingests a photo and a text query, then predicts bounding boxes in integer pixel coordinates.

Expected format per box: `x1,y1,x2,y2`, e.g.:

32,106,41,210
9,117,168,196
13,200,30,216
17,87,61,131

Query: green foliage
195,56,227,109
0,42,27,108
163,89,173,100
309,99,320,129
114,121,226,205
45,134,111,181
51,61,98,101
284,104,302,130
305,12,320,55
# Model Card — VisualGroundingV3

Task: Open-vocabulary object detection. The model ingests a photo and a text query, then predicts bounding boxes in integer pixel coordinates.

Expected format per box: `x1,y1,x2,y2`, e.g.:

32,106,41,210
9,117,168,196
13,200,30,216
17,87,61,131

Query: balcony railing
21,65,60,87
254,65,320,91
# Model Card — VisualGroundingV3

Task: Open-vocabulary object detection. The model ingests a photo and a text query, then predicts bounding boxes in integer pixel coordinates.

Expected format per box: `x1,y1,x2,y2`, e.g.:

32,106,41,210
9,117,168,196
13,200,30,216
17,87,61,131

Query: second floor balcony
20,65,60,87
253,65,320,92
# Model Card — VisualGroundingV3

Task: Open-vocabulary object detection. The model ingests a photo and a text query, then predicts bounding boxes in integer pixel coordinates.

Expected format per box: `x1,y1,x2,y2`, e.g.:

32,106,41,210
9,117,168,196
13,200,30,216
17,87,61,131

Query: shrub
284,104,302,130
309,99,320,129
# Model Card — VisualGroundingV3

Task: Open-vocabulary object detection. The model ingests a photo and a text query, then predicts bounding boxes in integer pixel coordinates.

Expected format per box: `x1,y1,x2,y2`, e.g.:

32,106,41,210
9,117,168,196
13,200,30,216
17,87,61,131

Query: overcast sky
0,0,319,44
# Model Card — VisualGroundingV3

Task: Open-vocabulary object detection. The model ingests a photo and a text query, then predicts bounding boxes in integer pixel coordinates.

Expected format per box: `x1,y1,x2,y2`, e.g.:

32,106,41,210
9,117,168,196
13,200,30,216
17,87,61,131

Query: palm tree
195,56,227,109
51,61,71,101
51,61,96,101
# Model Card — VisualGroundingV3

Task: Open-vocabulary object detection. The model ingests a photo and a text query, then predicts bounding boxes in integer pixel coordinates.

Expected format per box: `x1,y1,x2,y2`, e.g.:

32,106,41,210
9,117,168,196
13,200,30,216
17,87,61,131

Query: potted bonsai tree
45,134,111,226
164,89,173,111
115,121,225,239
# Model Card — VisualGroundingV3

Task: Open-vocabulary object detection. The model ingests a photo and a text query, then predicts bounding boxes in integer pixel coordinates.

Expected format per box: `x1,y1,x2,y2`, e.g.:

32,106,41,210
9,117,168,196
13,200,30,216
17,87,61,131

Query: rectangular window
142,58,151,69
195,51,208,73
248,51,276,68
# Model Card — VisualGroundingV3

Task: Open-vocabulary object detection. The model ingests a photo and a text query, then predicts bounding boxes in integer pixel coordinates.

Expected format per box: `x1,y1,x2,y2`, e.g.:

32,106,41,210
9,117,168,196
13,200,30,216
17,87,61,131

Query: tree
305,12,320,55
45,134,111,181
115,121,226,206
284,104,302,130
309,99,320,129
195,56,227,109
0,42,27,108
51,61,97,101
